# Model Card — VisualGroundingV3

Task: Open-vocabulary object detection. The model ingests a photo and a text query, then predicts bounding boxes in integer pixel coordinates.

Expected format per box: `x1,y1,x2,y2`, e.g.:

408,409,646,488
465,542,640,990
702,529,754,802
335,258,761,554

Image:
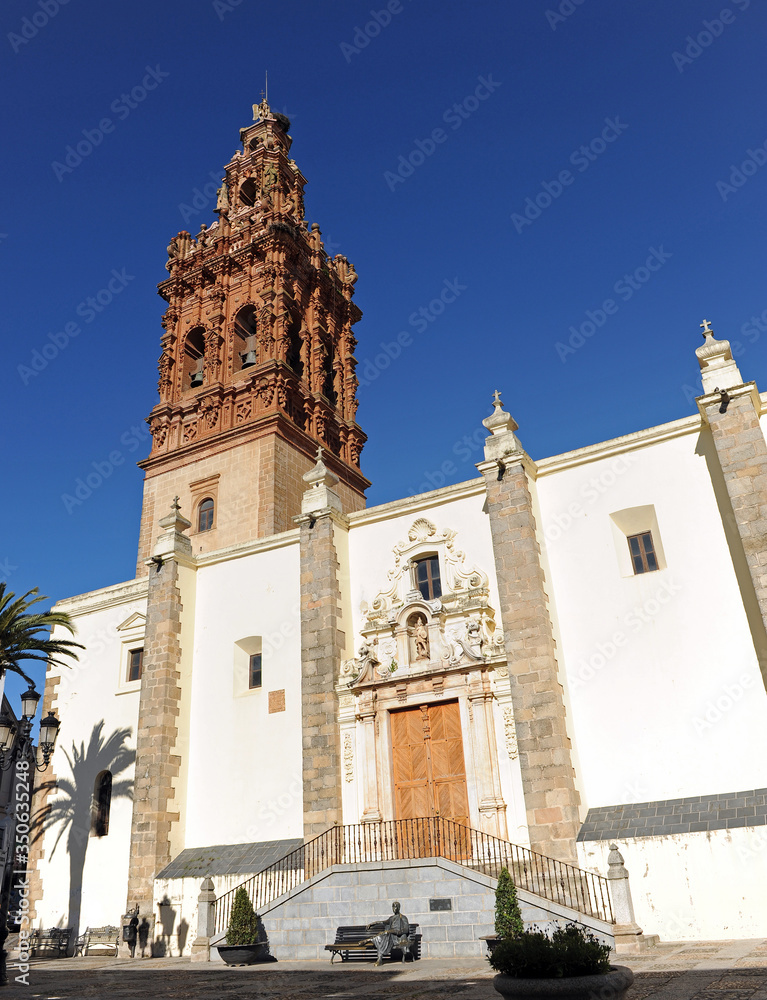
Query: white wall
37,582,146,930
579,830,767,940
537,425,767,809
183,538,304,848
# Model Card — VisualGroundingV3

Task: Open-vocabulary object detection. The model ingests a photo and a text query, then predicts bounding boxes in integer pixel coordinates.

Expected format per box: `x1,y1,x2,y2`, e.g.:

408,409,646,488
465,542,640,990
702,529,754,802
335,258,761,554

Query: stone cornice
53,577,148,617
293,508,350,530
194,527,300,567
536,412,703,475
348,478,486,528
697,381,762,423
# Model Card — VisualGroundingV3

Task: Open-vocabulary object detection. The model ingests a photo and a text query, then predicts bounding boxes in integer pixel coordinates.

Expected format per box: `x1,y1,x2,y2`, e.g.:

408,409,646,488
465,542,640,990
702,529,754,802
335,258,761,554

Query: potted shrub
482,866,524,955
216,887,271,966
488,923,634,1000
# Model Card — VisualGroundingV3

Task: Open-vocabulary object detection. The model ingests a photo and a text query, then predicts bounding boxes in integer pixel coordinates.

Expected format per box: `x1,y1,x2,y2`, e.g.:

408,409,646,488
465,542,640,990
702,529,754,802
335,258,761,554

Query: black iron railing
213,817,613,936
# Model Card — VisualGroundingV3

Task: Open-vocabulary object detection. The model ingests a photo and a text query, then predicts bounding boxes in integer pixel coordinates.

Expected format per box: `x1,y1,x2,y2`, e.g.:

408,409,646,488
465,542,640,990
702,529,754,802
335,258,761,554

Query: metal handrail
213,817,613,935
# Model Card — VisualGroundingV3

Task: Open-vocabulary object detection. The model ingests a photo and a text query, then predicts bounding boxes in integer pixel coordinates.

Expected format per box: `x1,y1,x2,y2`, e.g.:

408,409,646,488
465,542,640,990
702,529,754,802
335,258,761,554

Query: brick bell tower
135,99,369,571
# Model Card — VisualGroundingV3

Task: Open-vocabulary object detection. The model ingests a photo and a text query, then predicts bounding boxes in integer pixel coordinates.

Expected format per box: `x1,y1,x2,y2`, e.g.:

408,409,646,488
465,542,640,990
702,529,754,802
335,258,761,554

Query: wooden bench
76,926,120,957
30,927,72,958
324,923,421,963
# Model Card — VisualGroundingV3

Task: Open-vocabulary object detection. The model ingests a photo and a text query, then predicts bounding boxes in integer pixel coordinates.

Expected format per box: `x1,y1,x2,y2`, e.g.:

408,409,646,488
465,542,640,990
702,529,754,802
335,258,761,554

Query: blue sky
2,0,766,703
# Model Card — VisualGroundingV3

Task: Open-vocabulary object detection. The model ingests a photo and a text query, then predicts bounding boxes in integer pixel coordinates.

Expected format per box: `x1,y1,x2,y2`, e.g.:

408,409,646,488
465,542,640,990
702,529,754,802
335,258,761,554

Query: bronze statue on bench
364,901,411,966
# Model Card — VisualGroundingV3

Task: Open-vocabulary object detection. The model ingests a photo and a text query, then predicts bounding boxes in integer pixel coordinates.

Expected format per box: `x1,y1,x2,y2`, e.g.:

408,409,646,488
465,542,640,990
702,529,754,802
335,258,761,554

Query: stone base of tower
136,418,367,574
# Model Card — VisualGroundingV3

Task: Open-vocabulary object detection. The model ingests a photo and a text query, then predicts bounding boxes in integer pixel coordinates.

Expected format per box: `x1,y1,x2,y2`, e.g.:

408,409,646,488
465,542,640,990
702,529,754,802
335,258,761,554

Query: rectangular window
249,653,262,689
627,531,658,574
128,648,144,682
414,556,442,600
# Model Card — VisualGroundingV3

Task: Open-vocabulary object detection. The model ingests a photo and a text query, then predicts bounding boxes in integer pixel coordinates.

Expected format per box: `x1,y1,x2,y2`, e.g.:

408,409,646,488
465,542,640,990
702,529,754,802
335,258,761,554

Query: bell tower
135,99,369,570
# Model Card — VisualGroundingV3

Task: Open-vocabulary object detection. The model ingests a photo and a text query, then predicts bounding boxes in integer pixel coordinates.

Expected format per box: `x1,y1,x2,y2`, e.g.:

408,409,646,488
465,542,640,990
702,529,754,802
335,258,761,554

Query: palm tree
0,583,82,685
32,722,135,939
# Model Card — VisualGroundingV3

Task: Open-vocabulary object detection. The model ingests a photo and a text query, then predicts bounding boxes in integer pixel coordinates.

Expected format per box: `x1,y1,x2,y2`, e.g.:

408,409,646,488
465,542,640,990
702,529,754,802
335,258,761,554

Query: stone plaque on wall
429,898,452,911
268,689,286,713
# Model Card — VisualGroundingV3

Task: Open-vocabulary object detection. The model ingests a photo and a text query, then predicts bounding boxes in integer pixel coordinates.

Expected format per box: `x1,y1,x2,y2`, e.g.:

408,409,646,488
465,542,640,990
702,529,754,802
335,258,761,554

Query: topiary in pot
227,888,260,946
495,867,525,940
217,888,272,966
488,923,633,1000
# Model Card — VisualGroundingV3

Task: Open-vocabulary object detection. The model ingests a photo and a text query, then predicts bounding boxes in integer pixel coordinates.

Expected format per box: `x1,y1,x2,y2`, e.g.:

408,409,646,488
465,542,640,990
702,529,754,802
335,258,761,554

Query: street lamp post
0,688,59,987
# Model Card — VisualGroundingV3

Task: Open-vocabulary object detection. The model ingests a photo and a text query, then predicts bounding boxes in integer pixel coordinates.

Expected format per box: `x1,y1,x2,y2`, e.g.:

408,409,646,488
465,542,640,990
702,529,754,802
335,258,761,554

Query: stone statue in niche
408,614,429,662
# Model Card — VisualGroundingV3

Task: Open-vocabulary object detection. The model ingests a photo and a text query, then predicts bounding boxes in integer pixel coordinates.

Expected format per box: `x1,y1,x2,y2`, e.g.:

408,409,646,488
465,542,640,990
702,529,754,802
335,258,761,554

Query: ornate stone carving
340,641,380,686
343,732,354,783
255,377,275,406
365,519,490,625
502,707,518,760
157,352,173,400
235,399,252,423
200,397,220,431
182,421,197,444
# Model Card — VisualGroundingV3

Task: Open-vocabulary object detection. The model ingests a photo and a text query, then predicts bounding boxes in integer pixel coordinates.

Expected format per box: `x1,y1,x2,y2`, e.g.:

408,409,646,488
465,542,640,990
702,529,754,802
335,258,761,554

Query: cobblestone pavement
8,940,767,1000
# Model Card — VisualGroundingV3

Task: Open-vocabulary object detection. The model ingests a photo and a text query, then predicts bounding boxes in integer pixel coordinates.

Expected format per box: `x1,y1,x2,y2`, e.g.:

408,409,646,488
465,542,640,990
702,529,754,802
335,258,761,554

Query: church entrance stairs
210,819,615,959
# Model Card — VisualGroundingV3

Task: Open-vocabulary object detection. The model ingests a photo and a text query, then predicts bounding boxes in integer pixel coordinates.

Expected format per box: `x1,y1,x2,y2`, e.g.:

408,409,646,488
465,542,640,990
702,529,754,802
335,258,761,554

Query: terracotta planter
492,965,634,1000
217,942,271,966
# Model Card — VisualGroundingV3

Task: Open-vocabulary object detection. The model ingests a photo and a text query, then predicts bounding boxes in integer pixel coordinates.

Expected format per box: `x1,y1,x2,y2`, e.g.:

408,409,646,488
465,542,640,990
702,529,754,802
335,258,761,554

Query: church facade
29,101,767,950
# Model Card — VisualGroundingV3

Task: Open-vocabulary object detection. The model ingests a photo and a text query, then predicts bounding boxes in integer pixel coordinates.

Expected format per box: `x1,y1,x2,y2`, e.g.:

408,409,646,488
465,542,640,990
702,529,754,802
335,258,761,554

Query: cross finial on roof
492,389,502,407
700,319,713,334
171,496,180,511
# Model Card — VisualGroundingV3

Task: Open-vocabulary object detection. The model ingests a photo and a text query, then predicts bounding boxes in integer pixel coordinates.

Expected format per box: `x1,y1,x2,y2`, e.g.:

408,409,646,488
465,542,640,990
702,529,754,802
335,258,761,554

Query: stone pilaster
467,676,508,840
696,322,767,680
126,503,194,915
297,512,347,840
296,450,349,840
357,692,382,823
477,394,581,863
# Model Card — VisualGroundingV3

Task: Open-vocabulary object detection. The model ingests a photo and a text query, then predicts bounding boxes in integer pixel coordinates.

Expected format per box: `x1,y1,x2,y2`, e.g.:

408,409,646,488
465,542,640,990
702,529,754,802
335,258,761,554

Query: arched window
198,498,215,532
239,178,257,207
183,327,205,389
322,344,337,404
286,320,303,376
413,555,441,600
92,771,112,837
234,306,258,370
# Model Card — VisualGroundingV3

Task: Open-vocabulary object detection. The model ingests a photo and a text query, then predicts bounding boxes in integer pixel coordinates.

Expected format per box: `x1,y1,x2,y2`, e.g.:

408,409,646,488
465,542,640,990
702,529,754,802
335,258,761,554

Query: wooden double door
390,701,469,826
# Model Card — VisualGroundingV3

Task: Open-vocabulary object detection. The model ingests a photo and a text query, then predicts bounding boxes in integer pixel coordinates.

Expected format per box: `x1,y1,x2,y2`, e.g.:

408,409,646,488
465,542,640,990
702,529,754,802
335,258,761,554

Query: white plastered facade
33,391,767,947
